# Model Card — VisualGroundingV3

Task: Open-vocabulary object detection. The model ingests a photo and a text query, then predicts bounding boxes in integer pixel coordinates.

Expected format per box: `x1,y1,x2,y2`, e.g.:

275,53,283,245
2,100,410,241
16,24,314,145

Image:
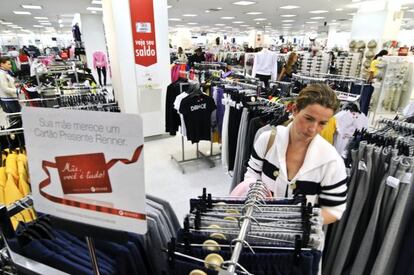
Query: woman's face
291,103,333,142
0,61,12,71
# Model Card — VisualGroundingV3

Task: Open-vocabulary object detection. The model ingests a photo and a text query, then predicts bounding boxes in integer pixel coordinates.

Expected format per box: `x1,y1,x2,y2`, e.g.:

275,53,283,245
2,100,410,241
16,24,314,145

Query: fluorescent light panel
91,0,102,4
1,22,13,25
86,7,103,11
280,5,300,9
281,14,296,17
33,25,44,27
310,17,325,19
40,22,52,25
245,11,262,15
221,17,235,19
233,21,244,24
309,10,328,14
187,22,198,25
169,18,182,21
183,14,197,17
253,18,267,21
21,4,42,9
34,16,48,19
282,19,294,22
13,11,32,15
232,1,256,6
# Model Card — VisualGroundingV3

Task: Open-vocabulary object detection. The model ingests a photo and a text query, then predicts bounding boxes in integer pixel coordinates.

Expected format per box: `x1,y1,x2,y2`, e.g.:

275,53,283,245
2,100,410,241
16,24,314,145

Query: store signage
129,0,157,66
22,107,147,234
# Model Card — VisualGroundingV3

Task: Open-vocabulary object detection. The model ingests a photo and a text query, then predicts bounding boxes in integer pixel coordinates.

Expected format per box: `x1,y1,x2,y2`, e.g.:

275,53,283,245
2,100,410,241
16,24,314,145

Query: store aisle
144,134,231,220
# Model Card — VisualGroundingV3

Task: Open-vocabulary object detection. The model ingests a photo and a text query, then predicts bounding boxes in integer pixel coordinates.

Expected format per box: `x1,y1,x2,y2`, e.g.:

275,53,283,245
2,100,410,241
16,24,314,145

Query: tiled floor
144,134,231,220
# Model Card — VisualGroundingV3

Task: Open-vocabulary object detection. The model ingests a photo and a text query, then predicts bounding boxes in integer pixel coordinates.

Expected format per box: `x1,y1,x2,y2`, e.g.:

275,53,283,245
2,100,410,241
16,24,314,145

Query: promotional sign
129,0,157,66
22,107,147,234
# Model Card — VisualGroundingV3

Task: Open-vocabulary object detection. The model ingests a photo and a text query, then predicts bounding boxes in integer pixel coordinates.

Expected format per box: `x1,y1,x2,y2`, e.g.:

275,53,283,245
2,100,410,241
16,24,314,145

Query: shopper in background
329,52,337,75
176,47,188,63
242,84,347,225
277,52,298,81
188,47,205,67
368,49,388,83
0,57,21,127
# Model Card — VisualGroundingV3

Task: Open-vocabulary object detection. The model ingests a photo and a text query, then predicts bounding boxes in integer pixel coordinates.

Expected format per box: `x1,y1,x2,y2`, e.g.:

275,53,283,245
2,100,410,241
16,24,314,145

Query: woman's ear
292,104,299,116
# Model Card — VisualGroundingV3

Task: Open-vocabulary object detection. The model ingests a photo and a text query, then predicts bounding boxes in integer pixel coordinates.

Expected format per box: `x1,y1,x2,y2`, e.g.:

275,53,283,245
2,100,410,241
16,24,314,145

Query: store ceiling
0,0,413,36
167,0,414,35
0,0,101,35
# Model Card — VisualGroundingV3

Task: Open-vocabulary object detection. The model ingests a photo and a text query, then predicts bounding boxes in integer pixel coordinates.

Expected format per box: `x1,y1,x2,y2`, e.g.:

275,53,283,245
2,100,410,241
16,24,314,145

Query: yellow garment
369,59,380,77
5,153,36,227
17,153,31,196
320,117,337,144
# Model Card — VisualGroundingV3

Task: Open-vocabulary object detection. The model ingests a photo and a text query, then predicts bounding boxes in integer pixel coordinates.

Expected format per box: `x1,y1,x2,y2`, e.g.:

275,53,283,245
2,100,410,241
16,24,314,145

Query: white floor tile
144,134,232,220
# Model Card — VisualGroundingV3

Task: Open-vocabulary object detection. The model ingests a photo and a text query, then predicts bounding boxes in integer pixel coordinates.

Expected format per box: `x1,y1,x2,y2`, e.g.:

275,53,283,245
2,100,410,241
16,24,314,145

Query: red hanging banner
129,0,157,66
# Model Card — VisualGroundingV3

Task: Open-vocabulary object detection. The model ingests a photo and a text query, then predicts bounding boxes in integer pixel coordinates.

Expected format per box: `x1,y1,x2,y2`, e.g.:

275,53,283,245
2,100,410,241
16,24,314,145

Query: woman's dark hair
0,57,11,65
374,50,388,60
178,47,183,53
296,84,340,112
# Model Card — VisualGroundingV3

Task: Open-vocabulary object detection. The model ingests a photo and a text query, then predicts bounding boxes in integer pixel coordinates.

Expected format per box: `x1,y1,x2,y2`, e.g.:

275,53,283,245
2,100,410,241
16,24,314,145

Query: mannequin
251,46,278,88
93,50,108,86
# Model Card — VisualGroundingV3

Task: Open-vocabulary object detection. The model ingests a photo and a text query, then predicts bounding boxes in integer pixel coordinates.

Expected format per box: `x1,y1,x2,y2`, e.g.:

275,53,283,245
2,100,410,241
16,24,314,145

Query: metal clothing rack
170,82,218,174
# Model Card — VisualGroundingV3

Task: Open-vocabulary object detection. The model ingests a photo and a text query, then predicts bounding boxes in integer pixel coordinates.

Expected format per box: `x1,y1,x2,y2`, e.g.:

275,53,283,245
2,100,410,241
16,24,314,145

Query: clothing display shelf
335,52,362,78
170,82,218,174
167,184,317,275
0,196,68,275
34,60,84,89
297,52,330,75
323,118,414,275
370,56,414,124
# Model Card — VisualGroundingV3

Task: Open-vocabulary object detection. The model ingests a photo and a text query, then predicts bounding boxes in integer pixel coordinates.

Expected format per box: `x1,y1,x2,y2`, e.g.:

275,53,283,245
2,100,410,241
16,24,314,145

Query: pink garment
171,64,180,82
230,179,273,198
93,51,108,69
69,46,75,59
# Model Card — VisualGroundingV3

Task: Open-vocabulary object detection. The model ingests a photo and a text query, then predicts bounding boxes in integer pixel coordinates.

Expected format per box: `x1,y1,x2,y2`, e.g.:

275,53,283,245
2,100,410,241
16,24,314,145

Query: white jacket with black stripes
245,124,348,220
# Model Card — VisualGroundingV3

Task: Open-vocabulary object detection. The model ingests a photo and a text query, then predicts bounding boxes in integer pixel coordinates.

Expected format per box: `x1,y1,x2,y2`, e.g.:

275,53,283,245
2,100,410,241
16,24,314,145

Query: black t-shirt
179,93,216,143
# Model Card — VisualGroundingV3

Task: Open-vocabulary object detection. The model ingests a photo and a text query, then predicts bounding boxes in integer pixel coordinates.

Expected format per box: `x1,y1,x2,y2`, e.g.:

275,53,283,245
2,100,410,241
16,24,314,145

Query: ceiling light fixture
33,25,44,28
281,14,296,17
86,7,103,11
240,24,250,26
253,18,267,21
283,23,292,26
11,26,23,29
38,20,50,23
309,10,328,14
59,24,64,28
169,18,182,21
91,11,97,14
60,14,74,17
167,5,172,8
306,21,317,24
91,0,102,4
233,21,244,23
40,22,52,25
232,1,256,5
3,30,12,33
183,14,197,17
1,22,13,25
336,8,344,11
280,5,300,9
282,19,295,22
245,11,262,15
215,23,225,26
310,16,325,20
21,4,42,9
187,22,198,25
217,7,223,10
175,25,184,27
221,16,235,19
34,16,48,19
13,11,32,15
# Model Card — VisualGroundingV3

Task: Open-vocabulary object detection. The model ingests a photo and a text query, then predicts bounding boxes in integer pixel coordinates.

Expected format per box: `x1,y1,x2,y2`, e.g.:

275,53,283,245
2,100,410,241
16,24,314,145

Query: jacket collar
275,124,338,181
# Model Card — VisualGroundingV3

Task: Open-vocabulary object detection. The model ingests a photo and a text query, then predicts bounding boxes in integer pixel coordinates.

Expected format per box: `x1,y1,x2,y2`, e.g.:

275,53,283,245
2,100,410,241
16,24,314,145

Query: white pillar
350,0,403,48
80,14,111,85
102,0,170,136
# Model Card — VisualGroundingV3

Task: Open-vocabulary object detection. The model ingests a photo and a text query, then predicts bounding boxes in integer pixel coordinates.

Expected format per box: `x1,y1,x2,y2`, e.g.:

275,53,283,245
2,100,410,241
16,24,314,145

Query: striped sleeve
319,158,348,220
244,130,272,181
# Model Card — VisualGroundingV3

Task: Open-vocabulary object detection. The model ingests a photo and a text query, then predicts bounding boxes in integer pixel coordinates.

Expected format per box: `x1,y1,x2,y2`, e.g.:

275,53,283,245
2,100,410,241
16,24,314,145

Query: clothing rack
0,196,68,275
170,82,217,174
219,180,268,274
376,117,414,132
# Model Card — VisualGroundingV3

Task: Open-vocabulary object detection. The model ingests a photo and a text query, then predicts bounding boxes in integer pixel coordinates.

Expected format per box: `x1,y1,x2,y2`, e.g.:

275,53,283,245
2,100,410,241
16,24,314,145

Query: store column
102,0,170,137
80,14,111,86
350,0,403,47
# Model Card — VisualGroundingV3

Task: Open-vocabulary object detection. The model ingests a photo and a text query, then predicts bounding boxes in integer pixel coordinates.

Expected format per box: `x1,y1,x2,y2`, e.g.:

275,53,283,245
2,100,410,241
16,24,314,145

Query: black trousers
256,73,271,88
96,67,107,86
0,99,22,128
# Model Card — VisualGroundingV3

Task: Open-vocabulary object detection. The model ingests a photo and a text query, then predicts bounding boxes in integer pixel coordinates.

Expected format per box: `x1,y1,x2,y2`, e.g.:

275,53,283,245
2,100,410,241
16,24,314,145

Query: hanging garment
319,117,337,144
252,49,278,82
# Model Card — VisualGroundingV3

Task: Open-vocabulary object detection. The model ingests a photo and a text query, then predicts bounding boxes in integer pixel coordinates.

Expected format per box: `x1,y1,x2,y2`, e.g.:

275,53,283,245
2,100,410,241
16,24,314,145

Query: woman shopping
241,84,347,225
0,57,21,128
277,52,298,82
